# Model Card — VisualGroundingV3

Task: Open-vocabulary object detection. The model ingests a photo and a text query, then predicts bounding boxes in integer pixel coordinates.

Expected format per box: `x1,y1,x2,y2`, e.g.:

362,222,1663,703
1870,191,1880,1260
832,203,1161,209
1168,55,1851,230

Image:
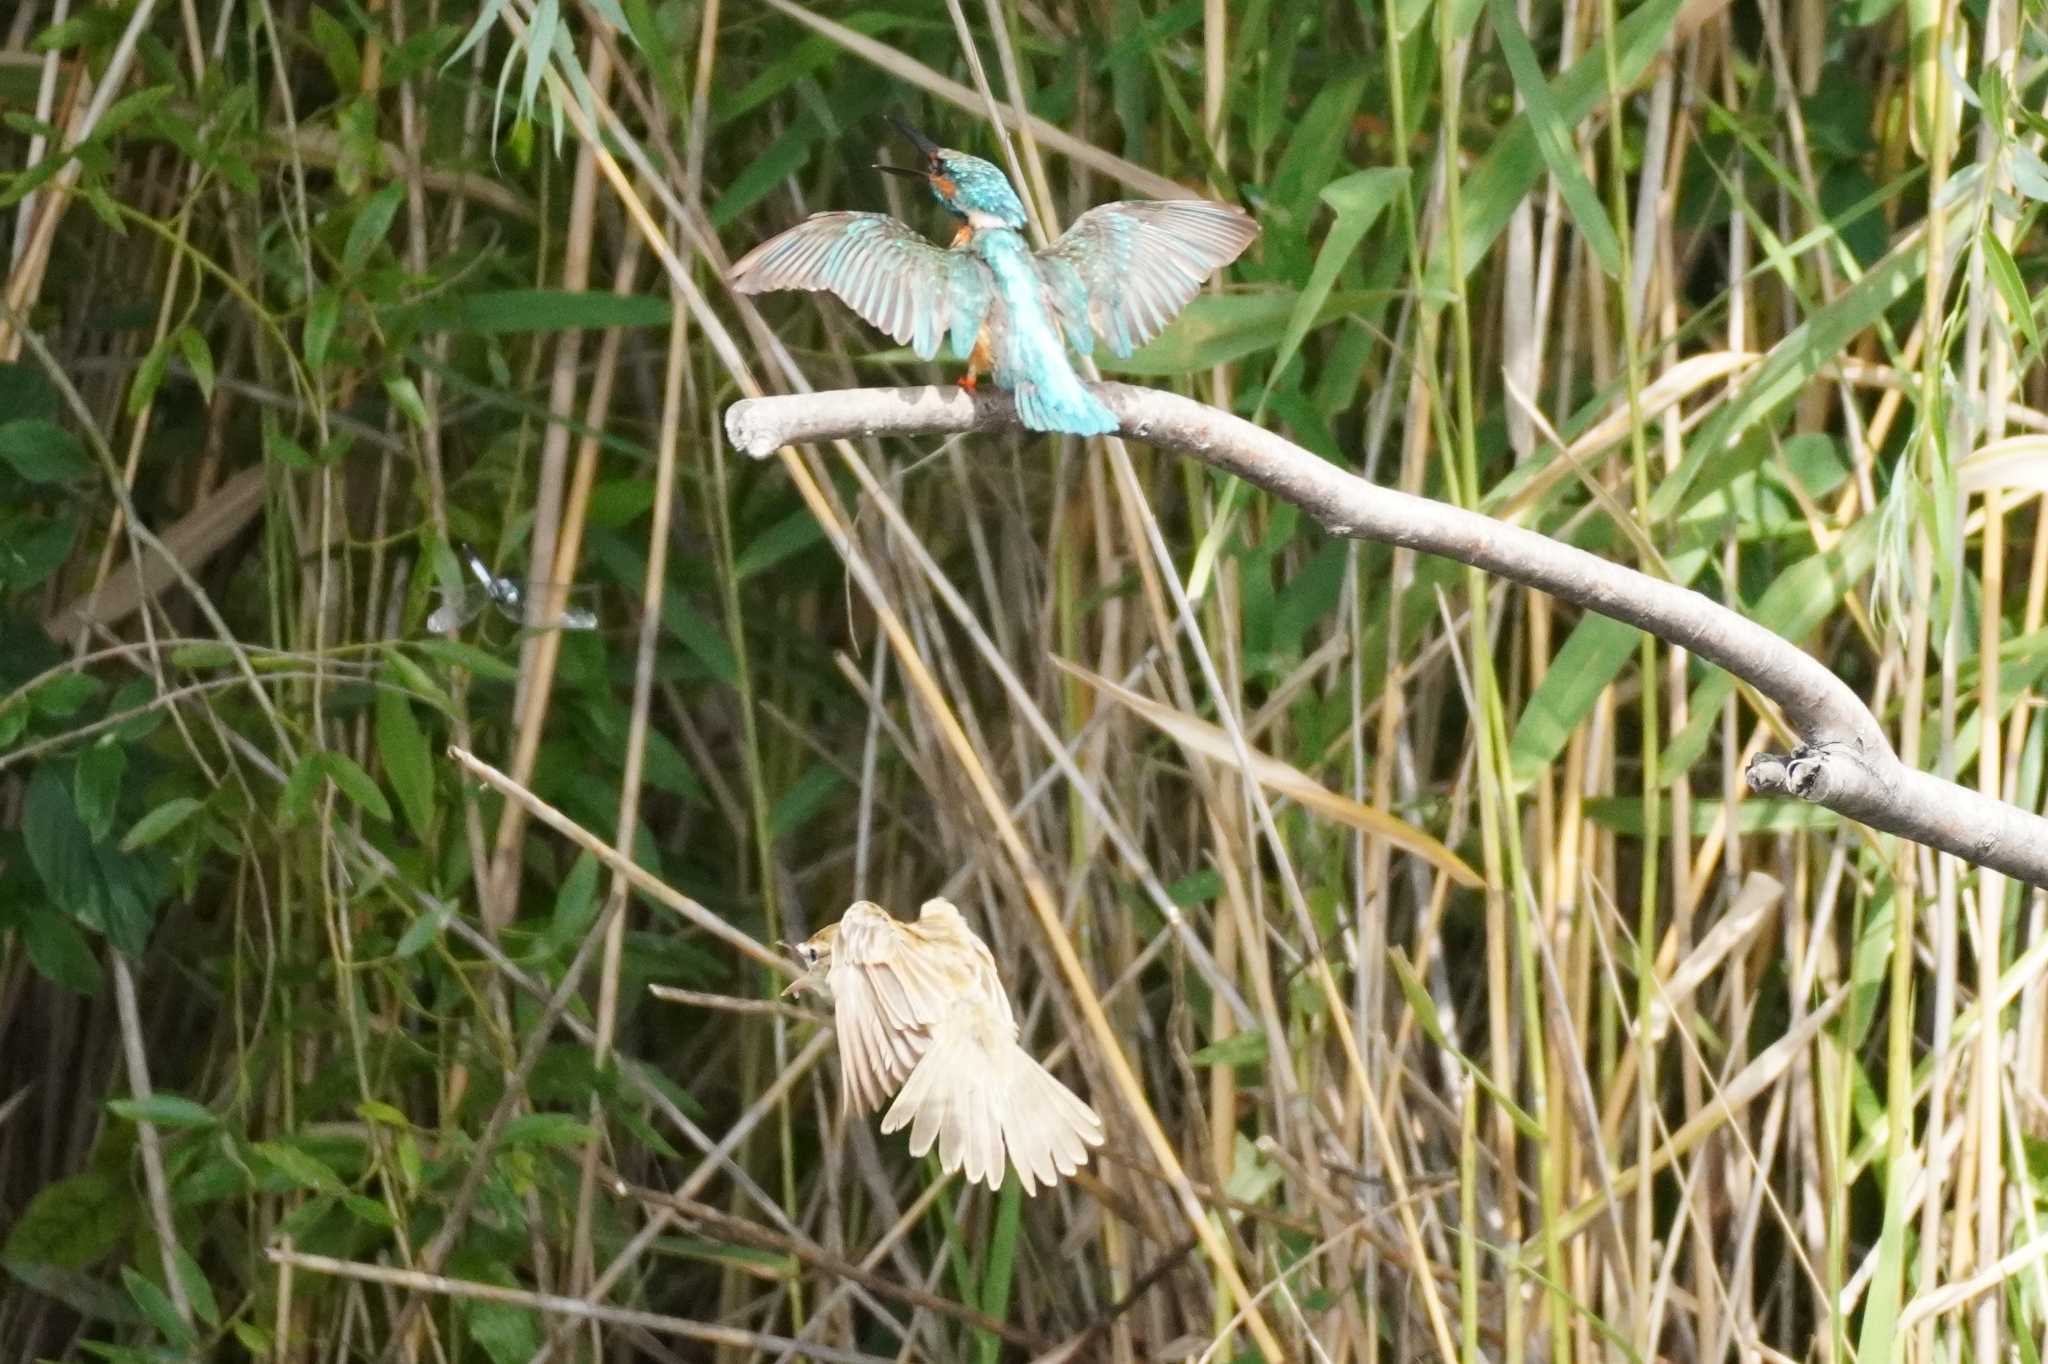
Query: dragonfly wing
426,588,484,634
731,212,991,362
509,601,598,630
1036,200,1260,358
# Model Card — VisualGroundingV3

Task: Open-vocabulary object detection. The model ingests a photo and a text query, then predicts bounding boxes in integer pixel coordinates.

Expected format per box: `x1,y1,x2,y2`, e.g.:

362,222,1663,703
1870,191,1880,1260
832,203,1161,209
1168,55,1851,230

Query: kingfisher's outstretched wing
730,212,992,362
1035,200,1260,358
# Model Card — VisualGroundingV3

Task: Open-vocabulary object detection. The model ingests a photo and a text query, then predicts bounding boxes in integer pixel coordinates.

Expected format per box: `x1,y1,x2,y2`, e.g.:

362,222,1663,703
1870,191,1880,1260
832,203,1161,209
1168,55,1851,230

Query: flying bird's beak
776,940,812,997
872,162,932,182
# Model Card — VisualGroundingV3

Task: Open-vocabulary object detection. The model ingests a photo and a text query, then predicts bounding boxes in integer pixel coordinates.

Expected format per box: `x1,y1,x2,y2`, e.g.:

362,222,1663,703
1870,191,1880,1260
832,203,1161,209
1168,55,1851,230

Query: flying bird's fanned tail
881,1026,1103,1194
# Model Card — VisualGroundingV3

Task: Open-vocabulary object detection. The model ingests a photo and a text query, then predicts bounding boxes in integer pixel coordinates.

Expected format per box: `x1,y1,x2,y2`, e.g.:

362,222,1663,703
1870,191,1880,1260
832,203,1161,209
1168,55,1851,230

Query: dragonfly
426,542,599,634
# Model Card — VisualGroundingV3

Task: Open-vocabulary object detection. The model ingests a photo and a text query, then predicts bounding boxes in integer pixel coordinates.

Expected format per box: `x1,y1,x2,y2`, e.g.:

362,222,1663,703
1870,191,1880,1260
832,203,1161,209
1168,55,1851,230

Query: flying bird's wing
1035,200,1260,358
912,898,1014,1030
828,903,951,1115
882,899,1103,1195
730,212,992,362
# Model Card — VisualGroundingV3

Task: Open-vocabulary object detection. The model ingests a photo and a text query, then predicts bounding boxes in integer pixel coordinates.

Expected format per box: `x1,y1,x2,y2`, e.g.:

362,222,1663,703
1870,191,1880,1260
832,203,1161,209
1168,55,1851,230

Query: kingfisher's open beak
885,112,942,159
872,163,933,181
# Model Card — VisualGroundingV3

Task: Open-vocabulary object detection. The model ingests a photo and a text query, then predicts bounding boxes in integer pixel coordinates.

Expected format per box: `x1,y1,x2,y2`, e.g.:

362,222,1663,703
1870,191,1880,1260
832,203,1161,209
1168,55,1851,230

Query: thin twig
268,1249,896,1364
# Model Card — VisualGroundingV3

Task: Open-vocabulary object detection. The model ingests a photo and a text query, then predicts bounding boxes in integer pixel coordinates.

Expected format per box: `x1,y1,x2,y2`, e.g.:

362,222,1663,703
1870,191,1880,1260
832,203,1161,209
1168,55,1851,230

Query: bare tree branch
725,382,2048,891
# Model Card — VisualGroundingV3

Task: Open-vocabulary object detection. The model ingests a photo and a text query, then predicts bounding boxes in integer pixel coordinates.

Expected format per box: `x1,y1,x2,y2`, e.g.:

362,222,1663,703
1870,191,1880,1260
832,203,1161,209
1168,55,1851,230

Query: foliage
2,0,2046,1359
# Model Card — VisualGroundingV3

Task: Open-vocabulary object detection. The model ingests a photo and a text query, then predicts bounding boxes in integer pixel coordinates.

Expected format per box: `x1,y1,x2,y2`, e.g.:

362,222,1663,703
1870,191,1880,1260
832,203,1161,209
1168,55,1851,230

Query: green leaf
24,762,162,958
732,505,826,580
1,1169,130,1266
395,900,453,958
978,1175,1023,1364
170,641,236,670
1509,616,1638,787
171,1245,219,1328
767,764,843,840
0,418,90,482
33,672,101,717
322,751,393,822
18,906,102,994
408,289,671,335
107,1093,219,1129
500,1112,599,1148
1387,948,1543,1139
411,638,520,682
92,84,175,140
277,751,322,827
1981,229,2040,359
74,742,125,843
0,509,76,589
306,5,361,90
384,372,428,428
1267,74,1368,227
343,182,405,272
252,1140,345,1193
1254,168,1406,418
708,115,818,229
1488,0,1623,279
660,597,739,686
342,1192,396,1227
1166,868,1223,906
546,852,601,952
128,335,171,417
1189,1029,1268,1068
1430,0,1683,293
376,669,435,837
122,1265,196,1346
1099,289,1380,377
381,647,450,710
303,289,341,371
122,796,203,852
464,1295,542,1364
175,326,214,402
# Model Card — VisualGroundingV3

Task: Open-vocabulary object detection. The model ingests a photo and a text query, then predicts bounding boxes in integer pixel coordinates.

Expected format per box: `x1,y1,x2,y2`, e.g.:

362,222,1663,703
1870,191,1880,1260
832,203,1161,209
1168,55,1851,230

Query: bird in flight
783,898,1104,1195
730,115,1259,436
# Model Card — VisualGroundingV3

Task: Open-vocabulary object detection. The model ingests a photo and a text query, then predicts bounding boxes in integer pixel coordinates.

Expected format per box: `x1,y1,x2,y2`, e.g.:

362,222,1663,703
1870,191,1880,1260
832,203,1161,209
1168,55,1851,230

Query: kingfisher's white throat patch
965,210,1013,231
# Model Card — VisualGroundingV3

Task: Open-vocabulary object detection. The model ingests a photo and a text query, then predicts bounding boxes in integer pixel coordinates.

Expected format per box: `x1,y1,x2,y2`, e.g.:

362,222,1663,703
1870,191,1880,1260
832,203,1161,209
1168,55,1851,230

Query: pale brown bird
783,898,1104,1195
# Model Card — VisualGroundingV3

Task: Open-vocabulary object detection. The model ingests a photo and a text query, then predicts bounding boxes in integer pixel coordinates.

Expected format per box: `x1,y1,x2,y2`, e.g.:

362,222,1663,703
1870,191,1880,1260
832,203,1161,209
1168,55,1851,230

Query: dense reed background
3,0,2047,1359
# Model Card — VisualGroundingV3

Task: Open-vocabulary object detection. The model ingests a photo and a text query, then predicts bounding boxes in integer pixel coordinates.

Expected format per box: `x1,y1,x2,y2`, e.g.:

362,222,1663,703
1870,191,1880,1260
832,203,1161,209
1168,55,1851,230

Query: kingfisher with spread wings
729,115,1259,436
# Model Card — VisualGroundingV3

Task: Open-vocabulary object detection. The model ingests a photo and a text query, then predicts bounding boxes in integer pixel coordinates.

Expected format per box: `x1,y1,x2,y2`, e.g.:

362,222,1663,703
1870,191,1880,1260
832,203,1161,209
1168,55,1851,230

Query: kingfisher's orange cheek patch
932,176,957,199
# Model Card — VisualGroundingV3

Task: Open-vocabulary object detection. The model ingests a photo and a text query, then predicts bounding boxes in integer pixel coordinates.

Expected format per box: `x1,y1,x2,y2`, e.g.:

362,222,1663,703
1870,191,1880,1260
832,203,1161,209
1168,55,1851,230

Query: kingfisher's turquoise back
729,144,1260,436
971,228,1118,435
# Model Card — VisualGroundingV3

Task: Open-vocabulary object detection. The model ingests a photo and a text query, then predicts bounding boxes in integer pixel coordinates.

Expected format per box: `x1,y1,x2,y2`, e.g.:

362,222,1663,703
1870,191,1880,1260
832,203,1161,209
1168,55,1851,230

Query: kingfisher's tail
1012,370,1117,436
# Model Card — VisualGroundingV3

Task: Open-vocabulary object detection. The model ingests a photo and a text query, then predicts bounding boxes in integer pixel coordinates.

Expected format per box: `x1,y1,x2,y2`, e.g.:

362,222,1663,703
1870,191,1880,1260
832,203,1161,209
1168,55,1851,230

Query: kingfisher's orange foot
957,374,980,393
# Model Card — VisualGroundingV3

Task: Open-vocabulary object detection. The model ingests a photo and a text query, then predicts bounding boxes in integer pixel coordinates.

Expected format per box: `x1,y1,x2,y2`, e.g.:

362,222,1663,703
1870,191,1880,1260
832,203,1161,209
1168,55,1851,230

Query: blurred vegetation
3,0,2048,1359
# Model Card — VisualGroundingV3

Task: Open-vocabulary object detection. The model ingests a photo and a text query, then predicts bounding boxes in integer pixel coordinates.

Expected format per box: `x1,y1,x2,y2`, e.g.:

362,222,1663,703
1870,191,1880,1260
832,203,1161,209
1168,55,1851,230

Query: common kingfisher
730,116,1259,436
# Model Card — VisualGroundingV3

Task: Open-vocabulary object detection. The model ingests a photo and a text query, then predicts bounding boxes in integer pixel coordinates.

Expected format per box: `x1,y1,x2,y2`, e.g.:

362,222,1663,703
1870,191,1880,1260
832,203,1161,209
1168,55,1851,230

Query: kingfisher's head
874,114,1028,231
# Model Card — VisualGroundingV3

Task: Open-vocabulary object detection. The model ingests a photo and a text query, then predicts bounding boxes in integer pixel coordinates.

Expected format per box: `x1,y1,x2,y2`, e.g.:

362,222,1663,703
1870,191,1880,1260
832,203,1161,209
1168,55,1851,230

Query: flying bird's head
779,920,842,998
873,114,1028,231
